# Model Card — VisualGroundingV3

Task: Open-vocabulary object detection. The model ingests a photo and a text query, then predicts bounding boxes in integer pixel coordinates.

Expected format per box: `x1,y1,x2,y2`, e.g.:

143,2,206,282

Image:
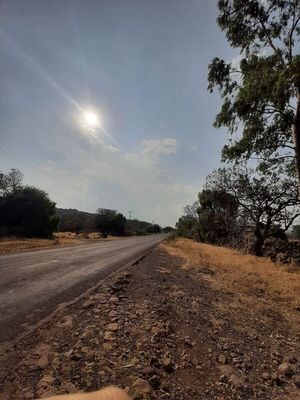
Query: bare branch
288,0,300,60
284,213,300,231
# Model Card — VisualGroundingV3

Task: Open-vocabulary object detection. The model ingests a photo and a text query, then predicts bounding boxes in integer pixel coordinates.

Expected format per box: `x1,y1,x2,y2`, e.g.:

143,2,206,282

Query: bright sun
84,111,98,126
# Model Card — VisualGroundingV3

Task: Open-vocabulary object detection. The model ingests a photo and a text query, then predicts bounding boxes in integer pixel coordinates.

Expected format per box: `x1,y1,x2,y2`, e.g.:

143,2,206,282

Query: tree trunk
293,88,300,193
254,224,264,256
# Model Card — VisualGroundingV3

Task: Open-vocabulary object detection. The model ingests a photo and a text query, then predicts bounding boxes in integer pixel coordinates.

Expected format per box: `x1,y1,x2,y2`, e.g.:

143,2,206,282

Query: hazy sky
0,0,238,226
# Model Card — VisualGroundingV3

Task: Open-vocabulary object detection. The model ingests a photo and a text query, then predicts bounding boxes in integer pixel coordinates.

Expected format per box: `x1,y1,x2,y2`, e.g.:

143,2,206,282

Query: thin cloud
141,138,178,158
32,136,196,226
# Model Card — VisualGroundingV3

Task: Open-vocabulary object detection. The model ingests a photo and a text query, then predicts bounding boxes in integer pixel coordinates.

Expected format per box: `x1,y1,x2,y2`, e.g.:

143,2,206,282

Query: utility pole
128,211,133,220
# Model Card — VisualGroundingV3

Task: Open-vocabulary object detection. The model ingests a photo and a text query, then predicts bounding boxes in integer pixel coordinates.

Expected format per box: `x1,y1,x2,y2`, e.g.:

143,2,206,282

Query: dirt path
1,242,300,399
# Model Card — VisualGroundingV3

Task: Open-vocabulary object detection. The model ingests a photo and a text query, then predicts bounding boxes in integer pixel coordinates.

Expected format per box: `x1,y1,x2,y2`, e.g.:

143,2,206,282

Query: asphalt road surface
0,235,166,343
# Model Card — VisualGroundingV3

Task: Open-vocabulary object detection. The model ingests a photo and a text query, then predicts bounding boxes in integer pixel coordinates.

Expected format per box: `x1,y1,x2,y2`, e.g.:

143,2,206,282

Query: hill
56,208,160,236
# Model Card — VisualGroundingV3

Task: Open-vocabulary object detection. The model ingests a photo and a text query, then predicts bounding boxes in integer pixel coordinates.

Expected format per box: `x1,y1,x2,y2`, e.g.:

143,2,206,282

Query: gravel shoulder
1,240,300,400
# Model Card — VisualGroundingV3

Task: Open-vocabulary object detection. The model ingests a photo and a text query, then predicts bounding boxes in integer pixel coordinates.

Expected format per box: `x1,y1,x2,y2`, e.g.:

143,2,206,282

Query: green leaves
0,186,58,238
217,0,296,54
95,208,126,236
208,57,234,95
209,0,300,172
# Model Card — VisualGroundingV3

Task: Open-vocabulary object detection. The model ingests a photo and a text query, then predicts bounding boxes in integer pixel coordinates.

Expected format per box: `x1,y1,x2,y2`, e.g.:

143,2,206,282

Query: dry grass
0,232,127,254
0,233,83,254
162,238,300,308
0,233,85,254
55,232,122,240
54,232,77,239
0,238,61,254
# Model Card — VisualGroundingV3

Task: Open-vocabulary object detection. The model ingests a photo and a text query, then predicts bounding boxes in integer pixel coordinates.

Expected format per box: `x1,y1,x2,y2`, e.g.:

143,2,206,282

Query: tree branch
257,17,283,60
288,0,300,60
284,213,300,231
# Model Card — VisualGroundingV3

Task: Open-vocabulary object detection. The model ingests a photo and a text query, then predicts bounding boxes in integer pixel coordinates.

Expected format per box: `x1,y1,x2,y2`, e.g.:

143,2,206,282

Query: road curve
0,234,166,343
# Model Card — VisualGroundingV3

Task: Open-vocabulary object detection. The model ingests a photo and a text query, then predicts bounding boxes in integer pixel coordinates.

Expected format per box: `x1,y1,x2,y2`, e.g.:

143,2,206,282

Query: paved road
0,235,166,343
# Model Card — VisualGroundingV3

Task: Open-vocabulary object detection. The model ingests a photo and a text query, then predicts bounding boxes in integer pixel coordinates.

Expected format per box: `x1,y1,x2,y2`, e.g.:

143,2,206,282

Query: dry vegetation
0,232,110,254
162,238,300,313
0,238,59,254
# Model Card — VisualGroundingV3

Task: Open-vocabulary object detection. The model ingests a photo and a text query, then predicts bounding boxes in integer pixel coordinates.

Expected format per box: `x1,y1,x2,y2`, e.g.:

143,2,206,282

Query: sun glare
84,111,99,126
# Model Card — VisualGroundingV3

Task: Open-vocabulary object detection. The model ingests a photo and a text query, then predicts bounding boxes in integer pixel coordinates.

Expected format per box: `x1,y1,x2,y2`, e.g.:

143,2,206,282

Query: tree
146,224,162,234
163,226,174,233
176,201,200,239
0,169,23,195
291,224,300,239
152,224,162,233
183,202,199,221
176,215,197,238
95,208,126,236
0,186,59,238
197,188,239,244
205,165,300,255
208,1,300,185
125,218,153,236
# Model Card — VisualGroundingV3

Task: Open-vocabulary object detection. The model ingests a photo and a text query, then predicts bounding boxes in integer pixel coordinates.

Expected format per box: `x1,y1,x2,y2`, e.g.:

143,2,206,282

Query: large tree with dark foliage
0,186,59,238
208,0,300,185
163,226,174,233
176,202,200,239
198,188,239,244
176,193,239,244
205,165,300,255
146,224,162,234
95,208,126,236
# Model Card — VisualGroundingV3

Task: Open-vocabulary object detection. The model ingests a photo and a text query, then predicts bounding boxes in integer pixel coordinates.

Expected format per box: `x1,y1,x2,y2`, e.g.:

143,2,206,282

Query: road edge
0,245,156,356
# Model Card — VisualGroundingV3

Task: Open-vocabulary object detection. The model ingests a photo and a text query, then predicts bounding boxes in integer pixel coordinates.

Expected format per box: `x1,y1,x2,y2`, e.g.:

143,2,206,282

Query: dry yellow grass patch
0,232,126,254
87,232,101,239
162,238,300,308
54,232,77,239
0,238,58,253
0,233,82,254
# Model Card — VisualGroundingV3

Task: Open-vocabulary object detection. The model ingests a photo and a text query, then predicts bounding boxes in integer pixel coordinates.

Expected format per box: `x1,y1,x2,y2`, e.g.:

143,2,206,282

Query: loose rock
109,296,119,303
163,357,173,372
104,331,116,341
261,372,270,381
56,315,73,328
36,354,49,370
293,375,300,388
278,362,293,377
229,373,245,389
106,323,119,332
218,354,227,364
133,378,152,394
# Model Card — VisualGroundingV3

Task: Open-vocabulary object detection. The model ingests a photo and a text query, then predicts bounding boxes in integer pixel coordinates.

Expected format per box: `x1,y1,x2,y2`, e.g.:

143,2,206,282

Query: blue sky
0,0,238,226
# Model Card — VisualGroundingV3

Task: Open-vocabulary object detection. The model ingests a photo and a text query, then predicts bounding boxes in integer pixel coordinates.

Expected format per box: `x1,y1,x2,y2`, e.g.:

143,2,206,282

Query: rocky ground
1,241,300,399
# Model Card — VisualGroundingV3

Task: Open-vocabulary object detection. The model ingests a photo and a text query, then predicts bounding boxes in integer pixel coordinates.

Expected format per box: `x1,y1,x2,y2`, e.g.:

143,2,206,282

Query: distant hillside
125,218,153,235
56,208,160,235
56,208,96,232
